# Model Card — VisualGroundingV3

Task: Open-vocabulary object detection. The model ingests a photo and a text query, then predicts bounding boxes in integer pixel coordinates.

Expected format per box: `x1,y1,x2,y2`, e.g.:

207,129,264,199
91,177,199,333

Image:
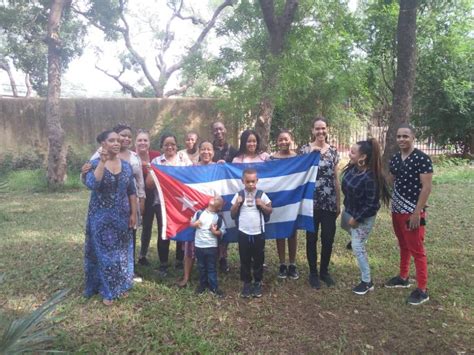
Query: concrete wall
0,97,237,155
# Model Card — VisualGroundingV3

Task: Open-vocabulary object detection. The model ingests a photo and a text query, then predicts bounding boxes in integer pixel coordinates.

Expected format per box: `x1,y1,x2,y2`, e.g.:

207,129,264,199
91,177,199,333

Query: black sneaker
287,264,300,280
278,264,288,279
320,273,335,287
407,288,429,305
219,258,230,273
240,282,252,298
346,241,352,250
195,285,207,295
385,275,411,288
309,273,321,289
210,288,225,298
352,281,374,295
138,257,150,266
252,282,263,298
158,265,168,278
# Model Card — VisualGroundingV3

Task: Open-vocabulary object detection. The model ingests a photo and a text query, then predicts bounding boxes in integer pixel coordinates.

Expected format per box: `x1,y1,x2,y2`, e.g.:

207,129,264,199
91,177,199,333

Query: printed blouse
299,145,339,212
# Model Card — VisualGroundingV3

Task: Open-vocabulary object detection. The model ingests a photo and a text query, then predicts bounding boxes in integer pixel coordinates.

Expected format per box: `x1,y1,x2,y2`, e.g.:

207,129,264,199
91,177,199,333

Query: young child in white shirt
230,168,272,298
190,195,226,297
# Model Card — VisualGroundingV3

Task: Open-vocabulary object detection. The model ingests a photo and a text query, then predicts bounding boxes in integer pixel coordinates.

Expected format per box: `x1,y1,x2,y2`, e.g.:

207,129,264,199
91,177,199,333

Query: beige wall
0,97,237,155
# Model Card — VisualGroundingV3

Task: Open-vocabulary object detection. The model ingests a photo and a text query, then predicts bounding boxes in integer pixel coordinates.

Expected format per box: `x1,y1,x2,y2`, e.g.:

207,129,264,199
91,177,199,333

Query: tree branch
117,0,159,93
166,0,234,76
25,73,32,97
259,0,277,33
164,78,195,97
280,0,299,35
380,59,394,93
71,7,125,33
0,59,18,97
95,64,138,97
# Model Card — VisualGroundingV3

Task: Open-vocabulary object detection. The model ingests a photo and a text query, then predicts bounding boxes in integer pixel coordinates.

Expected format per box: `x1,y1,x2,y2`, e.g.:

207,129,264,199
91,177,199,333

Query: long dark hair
237,129,261,156
344,138,391,206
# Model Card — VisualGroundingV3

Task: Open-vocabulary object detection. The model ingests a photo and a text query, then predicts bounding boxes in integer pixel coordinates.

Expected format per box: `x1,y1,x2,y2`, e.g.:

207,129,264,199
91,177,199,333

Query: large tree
382,0,418,166
0,1,84,96
413,0,474,156
255,0,298,149
209,1,361,146
75,0,234,98
46,0,69,186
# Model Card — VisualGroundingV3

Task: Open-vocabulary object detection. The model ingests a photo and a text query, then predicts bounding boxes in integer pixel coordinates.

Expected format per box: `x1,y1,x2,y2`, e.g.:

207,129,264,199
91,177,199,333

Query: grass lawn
0,165,473,353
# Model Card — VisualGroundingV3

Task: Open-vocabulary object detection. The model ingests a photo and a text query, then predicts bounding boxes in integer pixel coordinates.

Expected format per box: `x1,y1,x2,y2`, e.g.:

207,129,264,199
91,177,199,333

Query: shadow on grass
0,175,473,353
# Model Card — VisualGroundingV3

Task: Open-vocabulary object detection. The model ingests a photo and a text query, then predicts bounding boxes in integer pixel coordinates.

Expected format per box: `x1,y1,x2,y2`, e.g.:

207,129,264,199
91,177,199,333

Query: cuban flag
150,152,320,242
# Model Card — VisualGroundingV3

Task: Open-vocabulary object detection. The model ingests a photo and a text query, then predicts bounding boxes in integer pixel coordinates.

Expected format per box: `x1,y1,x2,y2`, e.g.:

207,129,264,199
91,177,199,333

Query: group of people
83,118,433,307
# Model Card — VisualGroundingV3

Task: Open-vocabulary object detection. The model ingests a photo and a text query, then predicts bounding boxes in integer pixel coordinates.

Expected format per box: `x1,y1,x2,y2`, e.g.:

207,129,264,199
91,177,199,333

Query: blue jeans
195,247,218,291
350,216,376,283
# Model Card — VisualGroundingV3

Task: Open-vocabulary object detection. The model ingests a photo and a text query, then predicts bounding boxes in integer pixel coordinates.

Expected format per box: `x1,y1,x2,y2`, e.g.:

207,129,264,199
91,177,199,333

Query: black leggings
306,209,337,276
140,192,183,264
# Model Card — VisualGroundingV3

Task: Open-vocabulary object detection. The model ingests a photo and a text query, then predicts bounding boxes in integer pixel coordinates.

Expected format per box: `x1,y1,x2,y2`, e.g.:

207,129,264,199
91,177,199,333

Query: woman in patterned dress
84,130,137,306
300,117,341,289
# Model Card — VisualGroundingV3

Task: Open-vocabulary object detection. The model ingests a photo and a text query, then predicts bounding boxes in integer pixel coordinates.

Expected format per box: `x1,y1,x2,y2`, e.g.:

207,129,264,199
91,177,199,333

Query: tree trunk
256,0,298,150
383,0,418,167
0,60,18,97
46,0,68,187
25,74,33,97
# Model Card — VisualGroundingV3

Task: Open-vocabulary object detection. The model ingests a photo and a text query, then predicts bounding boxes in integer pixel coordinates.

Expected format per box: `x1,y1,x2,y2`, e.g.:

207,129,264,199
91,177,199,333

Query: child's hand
190,218,202,228
210,224,222,237
236,195,243,205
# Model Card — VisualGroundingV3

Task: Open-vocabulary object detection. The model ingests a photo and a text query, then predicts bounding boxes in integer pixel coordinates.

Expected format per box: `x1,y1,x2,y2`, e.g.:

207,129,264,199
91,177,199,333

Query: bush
0,150,45,174
434,155,471,168
67,145,93,174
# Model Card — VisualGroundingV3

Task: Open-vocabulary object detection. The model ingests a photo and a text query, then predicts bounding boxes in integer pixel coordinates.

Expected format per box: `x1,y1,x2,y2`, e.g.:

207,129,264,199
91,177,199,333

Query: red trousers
392,212,428,290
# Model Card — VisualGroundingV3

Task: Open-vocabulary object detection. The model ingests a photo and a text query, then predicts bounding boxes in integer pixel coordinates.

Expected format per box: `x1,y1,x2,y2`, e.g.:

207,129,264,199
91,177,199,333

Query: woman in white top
146,133,192,277
232,129,270,163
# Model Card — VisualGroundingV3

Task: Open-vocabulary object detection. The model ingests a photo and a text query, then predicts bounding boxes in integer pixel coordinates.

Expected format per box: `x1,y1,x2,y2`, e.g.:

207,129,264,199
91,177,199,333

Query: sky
0,0,358,98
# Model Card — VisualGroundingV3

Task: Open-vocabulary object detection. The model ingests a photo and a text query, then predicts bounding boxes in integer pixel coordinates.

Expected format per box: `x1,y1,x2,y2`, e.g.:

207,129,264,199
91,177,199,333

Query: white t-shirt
231,190,271,235
191,210,226,248
178,149,199,165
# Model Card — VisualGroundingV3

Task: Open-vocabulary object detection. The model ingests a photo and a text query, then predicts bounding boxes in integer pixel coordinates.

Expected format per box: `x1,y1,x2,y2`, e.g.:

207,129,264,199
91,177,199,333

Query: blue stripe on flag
156,152,320,241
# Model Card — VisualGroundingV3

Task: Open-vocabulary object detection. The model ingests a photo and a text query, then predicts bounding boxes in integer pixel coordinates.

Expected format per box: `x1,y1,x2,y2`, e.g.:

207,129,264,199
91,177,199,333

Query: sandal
177,279,188,288
102,299,113,306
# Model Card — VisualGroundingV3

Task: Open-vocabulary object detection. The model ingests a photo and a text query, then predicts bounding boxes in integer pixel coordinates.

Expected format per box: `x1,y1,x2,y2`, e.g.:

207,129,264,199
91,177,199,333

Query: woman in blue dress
84,130,138,305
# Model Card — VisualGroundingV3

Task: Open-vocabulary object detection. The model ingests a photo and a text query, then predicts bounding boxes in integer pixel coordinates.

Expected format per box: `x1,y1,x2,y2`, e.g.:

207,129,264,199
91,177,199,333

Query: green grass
3,169,83,193
0,165,473,353
433,165,474,185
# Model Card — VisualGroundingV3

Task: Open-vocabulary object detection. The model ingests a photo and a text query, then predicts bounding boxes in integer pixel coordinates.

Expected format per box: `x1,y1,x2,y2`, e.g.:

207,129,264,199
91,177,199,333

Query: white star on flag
176,194,198,212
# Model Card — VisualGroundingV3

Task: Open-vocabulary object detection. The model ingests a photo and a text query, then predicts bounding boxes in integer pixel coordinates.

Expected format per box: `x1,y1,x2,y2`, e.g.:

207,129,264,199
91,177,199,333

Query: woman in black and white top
299,117,341,289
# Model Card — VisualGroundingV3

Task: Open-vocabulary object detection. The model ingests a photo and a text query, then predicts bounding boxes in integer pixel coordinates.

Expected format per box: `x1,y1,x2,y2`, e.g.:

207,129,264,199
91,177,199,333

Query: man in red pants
385,124,433,305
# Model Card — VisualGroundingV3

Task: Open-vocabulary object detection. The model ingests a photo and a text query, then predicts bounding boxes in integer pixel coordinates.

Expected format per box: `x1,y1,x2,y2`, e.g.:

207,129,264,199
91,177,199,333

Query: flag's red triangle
151,166,213,238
